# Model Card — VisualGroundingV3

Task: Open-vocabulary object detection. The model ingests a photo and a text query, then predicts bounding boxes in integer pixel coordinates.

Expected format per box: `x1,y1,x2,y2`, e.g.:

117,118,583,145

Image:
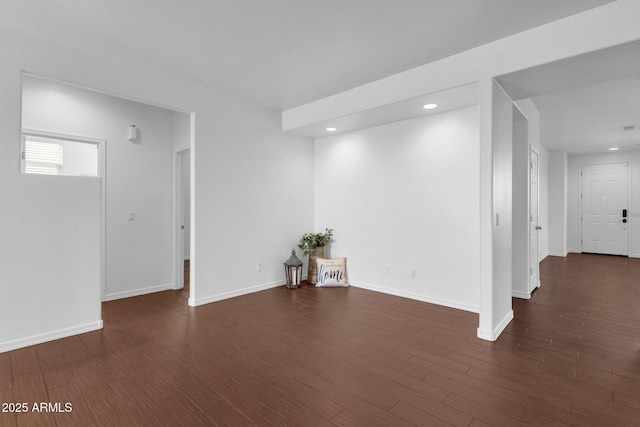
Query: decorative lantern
284,249,303,289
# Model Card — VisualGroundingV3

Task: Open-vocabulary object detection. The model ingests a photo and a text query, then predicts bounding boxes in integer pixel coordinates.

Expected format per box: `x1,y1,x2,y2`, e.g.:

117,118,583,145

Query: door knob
535,226,542,230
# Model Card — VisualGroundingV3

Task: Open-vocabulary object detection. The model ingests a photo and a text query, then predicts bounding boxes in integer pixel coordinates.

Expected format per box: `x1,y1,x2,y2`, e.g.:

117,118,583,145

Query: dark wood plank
389,400,455,427
0,389,17,427
0,354,12,393
9,347,39,377
48,383,95,427
204,400,254,426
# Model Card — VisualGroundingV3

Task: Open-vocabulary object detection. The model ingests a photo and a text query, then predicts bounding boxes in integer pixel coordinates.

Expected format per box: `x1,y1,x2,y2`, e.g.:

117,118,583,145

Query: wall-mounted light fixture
127,125,138,142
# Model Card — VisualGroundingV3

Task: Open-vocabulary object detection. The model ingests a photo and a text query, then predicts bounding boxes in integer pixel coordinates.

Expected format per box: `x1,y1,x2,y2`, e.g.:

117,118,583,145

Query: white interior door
581,162,629,256
529,149,540,292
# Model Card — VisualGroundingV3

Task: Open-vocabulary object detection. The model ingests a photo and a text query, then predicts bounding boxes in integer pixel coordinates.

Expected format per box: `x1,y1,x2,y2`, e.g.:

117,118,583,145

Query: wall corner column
477,76,495,340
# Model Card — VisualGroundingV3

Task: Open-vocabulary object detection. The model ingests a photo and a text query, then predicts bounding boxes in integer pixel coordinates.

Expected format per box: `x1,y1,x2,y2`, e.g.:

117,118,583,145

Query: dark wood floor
2,253,640,426
184,259,190,290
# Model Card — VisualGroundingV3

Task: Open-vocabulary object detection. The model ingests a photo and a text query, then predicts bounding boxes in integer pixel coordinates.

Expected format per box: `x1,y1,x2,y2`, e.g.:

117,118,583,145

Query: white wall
511,112,529,298
515,98,549,262
287,0,640,342
0,26,314,352
548,151,569,256
61,140,98,177
567,151,640,257
490,81,514,338
315,106,480,312
538,148,550,260
173,112,191,153
0,49,103,351
22,75,177,301
190,104,315,306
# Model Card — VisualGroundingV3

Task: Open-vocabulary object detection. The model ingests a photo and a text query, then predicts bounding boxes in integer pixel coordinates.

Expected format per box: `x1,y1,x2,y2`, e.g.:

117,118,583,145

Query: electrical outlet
256,263,263,272
385,264,391,273
410,269,417,279
128,211,135,221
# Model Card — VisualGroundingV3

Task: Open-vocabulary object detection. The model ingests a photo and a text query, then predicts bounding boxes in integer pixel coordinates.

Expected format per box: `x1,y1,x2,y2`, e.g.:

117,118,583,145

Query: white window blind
23,139,64,175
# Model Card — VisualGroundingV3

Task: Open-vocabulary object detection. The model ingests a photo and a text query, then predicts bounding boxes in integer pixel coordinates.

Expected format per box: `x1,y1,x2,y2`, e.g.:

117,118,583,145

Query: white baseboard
512,290,531,299
0,320,103,354
105,283,174,301
348,280,479,313
548,251,568,257
538,253,548,262
189,280,284,307
477,309,514,341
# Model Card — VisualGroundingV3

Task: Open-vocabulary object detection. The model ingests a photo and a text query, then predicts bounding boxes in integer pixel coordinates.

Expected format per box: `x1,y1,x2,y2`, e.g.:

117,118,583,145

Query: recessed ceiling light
423,103,438,110
609,147,619,151
326,127,337,132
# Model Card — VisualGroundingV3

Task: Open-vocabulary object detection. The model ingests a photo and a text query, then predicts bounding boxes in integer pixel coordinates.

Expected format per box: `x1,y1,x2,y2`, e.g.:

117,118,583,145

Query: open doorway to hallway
21,73,193,307
496,39,640,278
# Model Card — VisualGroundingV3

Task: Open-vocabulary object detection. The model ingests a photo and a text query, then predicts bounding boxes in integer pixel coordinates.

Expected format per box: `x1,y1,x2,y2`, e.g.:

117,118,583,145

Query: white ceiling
532,76,640,154
497,40,640,154
0,0,613,110
4,0,634,152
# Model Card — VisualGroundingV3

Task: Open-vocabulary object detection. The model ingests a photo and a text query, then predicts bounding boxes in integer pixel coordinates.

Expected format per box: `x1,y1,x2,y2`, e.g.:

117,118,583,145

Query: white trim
188,280,284,307
21,128,105,146
549,251,569,257
512,290,531,299
100,140,106,302
477,309,514,341
104,283,174,301
0,321,103,354
188,113,196,305
349,281,479,313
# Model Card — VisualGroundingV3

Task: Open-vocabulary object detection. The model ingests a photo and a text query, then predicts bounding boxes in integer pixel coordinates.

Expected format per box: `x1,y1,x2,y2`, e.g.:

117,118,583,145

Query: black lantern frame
284,249,303,289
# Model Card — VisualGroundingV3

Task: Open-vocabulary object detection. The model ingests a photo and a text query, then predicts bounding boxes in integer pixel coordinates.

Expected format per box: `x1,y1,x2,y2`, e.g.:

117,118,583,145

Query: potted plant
298,228,333,284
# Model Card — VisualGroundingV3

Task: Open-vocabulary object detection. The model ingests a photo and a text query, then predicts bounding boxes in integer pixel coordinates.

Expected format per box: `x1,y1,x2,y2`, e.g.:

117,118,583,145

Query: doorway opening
511,103,540,300
21,73,195,316
175,148,191,293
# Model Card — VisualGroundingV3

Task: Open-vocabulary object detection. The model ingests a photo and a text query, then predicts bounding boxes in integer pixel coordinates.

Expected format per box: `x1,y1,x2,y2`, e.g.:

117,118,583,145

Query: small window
21,131,100,177
23,138,63,175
